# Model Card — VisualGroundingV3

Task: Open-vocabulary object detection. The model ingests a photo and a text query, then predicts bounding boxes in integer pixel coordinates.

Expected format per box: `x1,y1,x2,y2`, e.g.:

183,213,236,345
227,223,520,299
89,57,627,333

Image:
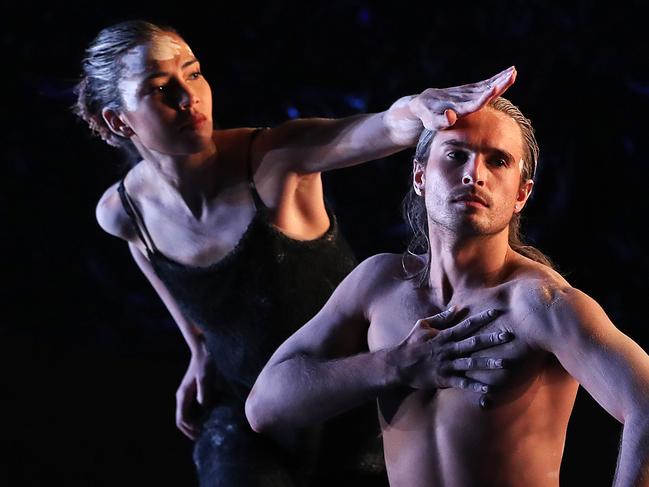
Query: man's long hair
402,97,555,287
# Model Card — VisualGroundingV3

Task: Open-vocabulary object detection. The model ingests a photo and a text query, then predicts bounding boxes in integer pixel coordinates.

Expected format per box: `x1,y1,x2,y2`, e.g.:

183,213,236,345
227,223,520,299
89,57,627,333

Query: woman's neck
138,140,243,219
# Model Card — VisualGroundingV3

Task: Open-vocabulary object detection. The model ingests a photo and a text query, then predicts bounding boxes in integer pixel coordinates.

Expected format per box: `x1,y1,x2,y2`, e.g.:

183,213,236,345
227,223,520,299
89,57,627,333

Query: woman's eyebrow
142,59,199,81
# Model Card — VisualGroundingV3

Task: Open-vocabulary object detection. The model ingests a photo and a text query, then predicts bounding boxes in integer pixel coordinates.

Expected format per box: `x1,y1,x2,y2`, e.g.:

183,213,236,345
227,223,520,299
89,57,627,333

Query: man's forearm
246,306,509,435
246,348,400,434
614,414,649,486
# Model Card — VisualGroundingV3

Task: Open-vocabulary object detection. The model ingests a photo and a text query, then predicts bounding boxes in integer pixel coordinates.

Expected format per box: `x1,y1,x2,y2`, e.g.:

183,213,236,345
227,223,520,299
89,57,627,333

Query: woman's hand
384,66,517,144
175,342,218,440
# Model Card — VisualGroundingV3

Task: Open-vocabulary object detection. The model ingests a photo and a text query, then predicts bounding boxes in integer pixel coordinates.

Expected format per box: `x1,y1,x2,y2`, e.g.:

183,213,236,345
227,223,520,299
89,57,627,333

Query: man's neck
426,225,512,303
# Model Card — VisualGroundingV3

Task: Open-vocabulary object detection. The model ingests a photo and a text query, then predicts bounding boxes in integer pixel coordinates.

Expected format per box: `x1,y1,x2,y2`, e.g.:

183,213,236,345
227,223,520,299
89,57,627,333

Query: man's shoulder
340,253,409,298
354,252,409,280
507,254,572,307
506,258,604,343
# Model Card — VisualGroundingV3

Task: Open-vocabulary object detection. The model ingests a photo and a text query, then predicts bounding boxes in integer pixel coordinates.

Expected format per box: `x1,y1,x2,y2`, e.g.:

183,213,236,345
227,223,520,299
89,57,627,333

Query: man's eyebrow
441,139,515,162
142,58,199,81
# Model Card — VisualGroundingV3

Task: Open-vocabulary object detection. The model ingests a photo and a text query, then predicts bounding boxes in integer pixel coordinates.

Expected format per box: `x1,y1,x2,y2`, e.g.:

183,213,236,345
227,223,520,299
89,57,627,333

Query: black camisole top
117,136,357,403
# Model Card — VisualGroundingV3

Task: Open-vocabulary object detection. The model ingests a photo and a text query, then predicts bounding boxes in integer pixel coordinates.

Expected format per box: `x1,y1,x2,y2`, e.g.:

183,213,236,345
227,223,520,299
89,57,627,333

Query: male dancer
246,95,649,486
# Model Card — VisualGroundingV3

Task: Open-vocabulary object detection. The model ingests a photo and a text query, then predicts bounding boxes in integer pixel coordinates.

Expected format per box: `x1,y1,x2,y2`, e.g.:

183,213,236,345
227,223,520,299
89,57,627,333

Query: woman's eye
146,85,166,94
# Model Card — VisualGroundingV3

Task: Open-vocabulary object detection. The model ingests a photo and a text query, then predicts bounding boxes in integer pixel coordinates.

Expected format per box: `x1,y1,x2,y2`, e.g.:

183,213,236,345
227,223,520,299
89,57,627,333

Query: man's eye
189,71,202,80
447,151,468,162
490,158,507,167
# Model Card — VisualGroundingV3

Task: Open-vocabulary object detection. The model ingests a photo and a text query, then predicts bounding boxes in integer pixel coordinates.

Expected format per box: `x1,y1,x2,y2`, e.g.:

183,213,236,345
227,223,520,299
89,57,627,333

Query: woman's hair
72,20,177,161
402,96,555,287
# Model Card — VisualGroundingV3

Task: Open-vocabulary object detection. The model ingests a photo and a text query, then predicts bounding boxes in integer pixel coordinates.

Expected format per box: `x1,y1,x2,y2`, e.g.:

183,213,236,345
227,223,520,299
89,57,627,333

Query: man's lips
451,193,489,207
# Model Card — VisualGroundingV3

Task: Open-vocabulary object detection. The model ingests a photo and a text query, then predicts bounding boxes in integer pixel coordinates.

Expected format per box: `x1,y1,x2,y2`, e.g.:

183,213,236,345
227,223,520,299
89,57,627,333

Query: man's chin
448,217,502,238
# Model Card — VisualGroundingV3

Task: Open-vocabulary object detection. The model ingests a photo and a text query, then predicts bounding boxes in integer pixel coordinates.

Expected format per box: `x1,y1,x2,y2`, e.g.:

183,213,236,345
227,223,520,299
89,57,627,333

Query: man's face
414,108,533,238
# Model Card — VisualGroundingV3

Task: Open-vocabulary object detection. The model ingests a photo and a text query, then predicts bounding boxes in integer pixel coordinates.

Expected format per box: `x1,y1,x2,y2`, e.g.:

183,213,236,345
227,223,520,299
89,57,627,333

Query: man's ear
514,179,534,213
413,160,426,196
102,108,134,138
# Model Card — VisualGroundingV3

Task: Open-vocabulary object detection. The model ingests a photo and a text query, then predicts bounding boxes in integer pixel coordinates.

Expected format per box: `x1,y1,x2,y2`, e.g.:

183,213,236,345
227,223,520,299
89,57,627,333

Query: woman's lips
180,113,207,130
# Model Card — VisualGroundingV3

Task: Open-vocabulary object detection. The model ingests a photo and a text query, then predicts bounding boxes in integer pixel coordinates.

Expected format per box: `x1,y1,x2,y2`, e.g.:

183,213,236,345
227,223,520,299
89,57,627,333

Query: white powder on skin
118,35,194,112
118,45,149,112
150,34,183,60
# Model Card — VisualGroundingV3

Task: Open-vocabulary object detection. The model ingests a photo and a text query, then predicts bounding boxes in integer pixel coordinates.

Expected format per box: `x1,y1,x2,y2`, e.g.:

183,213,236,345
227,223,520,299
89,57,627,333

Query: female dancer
75,20,515,486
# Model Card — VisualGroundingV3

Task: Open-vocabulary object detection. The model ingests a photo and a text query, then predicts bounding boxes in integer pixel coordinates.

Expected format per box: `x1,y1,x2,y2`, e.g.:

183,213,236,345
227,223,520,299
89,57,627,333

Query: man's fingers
452,330,513,355
449,356,506,371
445,376,490,394
438,308,501,342
417,306,458,328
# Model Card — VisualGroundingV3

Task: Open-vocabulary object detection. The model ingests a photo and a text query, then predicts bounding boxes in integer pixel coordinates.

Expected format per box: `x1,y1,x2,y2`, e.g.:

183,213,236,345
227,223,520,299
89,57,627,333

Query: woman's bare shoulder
213,127,259,151
95,180,135,241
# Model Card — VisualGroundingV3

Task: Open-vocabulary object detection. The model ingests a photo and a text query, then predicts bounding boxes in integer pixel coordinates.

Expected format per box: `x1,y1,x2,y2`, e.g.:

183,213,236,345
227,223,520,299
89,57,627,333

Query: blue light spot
287,106,300,119
344,94,367,112
627,80,649,96
358,8,371,25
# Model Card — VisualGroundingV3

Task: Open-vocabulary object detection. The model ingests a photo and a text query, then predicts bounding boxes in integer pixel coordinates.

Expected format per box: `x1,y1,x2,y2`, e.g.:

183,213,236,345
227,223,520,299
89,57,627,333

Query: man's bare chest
368,281,549,395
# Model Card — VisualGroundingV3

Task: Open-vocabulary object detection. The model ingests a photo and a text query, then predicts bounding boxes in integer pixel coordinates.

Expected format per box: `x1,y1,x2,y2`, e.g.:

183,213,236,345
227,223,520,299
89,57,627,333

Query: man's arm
252,67,516,175
536,287,649,486
245,254,512,435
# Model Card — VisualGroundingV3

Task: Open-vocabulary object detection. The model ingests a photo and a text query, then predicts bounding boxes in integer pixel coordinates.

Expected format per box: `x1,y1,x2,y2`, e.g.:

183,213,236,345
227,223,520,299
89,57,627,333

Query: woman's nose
178,84,199,109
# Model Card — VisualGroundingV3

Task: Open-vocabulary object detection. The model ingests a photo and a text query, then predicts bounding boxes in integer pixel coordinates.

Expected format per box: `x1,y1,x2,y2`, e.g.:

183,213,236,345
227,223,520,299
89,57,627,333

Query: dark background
3,0,649,485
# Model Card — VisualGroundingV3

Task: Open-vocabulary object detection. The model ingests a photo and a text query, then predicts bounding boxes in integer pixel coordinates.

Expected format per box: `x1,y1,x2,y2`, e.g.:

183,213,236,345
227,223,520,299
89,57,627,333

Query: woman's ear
102,108,134,138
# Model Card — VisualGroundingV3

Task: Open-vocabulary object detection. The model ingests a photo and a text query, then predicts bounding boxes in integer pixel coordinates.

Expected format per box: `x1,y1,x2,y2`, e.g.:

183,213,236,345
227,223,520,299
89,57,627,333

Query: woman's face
117,33,214,155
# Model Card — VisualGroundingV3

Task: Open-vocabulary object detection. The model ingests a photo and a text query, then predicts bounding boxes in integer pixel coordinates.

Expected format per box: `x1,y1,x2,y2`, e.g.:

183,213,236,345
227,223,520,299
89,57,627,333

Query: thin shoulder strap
117,179,158,256
247,127,268,210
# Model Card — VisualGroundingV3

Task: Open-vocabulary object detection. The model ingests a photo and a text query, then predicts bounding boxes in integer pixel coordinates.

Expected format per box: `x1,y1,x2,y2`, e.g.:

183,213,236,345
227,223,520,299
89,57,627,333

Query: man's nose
462,156,485,187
